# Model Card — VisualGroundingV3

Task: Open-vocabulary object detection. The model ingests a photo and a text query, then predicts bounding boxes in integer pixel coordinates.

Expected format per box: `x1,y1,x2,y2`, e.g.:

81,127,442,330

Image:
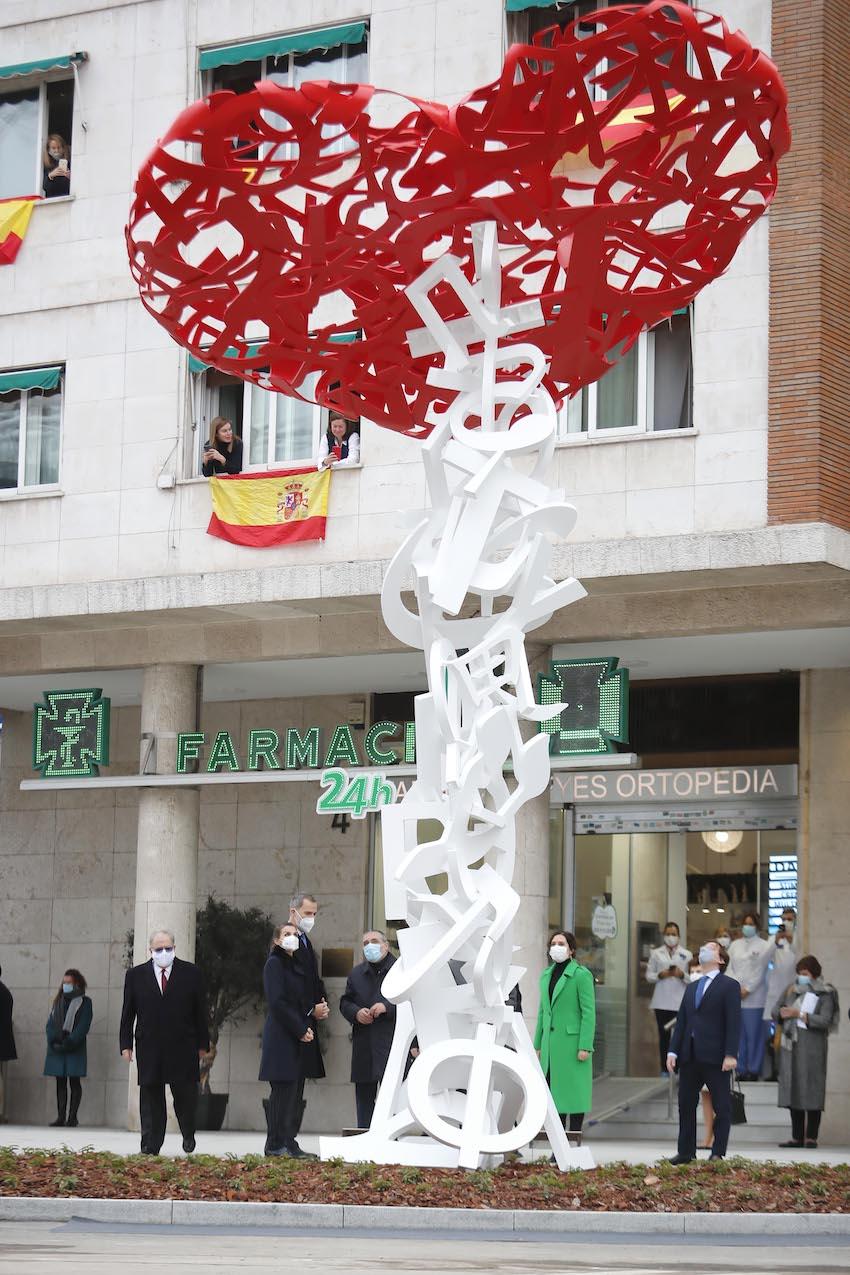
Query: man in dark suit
0,965,16,1120
286,892,329,1136
119,929,209,1155
339,930,397,1129
667,939,741,1163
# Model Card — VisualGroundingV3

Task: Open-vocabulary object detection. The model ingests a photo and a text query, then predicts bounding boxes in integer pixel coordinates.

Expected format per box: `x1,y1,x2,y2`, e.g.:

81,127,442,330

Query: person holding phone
43,134,71,197
202,417,243,476
317,412,360,470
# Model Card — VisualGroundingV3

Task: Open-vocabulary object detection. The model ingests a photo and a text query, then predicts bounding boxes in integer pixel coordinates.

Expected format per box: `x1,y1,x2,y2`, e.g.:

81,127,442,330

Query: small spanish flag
0,196,40,265
207,466,330,547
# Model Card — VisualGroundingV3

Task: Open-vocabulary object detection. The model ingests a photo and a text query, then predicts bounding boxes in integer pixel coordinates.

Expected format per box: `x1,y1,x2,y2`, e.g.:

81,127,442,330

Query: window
190,363,322,474
0,367,62,491
0,65,78,200
507,2,675,101
559,310,692,437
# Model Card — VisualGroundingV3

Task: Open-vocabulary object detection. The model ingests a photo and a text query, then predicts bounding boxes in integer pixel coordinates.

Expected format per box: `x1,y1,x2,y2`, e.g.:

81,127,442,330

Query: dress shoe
66,1117,78,1128
667,1154,695,1165
182,1135,196,1153
265,1147,288,1157
779,1140,803,1148
283,1141,317,1159
805,1140,818,1148
49,1117,66,1127
708,1153,724,1161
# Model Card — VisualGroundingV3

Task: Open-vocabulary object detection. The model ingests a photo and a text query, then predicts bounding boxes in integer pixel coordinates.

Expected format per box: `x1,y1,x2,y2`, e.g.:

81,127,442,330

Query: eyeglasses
152,946,174,954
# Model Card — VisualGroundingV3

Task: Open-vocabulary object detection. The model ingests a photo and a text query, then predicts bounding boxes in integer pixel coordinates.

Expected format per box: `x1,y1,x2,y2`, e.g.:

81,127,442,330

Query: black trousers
139,1082,197,1155
654,1009,676,1073
559,1112,585,1132
355,1081,379,1130
266,1082,298,1153
677,1061,732,1159
790,1108,822,1142
56,1076,82,1117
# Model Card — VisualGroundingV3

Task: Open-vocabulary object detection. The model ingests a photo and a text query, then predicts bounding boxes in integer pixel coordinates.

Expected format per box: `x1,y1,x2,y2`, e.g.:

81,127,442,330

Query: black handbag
730,1071,747,1125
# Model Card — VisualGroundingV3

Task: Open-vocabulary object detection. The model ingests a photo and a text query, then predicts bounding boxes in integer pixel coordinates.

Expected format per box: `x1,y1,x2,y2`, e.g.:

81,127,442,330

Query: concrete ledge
342,1204,508,1231
0,1197,173,1223
170,1200,344,1228
0,1197,848,1234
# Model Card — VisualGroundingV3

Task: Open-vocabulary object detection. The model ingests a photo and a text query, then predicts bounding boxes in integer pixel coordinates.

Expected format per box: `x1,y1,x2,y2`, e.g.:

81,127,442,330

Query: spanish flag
207,466,330,547
0,196,40,265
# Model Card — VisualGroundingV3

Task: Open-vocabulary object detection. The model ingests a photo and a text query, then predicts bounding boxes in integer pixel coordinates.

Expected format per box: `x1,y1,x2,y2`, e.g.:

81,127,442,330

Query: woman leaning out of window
43,134,71,198
317,411,360,471
202,417,243,476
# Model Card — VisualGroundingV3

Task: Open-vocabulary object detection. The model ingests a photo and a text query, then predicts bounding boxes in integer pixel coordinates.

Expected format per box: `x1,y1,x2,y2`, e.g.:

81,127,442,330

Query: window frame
0,371,64,494
0,71,75,201
201,27,369,98
557,309,693,440
188,362,325,476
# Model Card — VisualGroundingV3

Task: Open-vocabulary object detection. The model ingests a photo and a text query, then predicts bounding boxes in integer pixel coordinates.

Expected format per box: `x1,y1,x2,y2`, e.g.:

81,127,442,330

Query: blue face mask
62,983,75,995
742,924,757,939
363,943,383,963
796,973,812,987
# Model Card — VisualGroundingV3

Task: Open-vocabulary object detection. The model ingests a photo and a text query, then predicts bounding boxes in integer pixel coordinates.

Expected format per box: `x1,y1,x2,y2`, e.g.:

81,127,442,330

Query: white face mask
281,935,300,953
717,935,731,949
663,934,679,948
698,946,716,967
783,920,795,934
152,947,175,970
549,944,569,964
295,912,315,935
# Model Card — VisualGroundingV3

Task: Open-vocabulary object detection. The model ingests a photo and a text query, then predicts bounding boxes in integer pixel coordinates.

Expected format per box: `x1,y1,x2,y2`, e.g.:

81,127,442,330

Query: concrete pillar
514,786,550,1035
800,668,850,1145
128,664,200,1129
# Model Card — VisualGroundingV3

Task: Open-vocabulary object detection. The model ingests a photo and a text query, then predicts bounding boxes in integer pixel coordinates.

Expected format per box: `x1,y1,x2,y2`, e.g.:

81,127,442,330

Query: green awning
0,52,87,81
200,23,366,72
0,366,62,393
188,344,261,374
505,0,556,11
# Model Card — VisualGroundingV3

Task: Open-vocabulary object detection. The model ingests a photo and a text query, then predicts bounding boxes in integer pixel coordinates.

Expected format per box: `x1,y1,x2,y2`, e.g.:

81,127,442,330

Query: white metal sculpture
319,223,592,1170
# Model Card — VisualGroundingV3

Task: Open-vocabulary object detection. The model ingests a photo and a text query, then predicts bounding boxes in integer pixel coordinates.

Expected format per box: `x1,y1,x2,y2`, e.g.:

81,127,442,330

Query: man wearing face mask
646,922,692,1076
119,929,209,1156
287,892,329,1136
666,939,741,1163
339,930,397,1129
762,908,799,1080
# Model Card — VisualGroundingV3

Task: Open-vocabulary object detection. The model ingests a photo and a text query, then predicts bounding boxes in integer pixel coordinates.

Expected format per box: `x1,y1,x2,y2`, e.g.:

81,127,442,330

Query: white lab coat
646,943,693,1012
762,932,800,1022
727,934,771,1009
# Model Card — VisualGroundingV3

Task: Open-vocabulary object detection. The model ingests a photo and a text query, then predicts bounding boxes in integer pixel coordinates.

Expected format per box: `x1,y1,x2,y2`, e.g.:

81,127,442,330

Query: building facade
0,0,848,1140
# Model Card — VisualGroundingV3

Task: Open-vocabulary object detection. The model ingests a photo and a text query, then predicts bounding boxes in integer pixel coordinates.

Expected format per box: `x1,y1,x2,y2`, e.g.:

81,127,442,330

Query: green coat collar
544,960,577,1006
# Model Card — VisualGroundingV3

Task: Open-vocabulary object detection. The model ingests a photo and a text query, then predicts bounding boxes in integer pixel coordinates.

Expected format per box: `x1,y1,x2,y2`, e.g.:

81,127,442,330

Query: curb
0,1197,848,1235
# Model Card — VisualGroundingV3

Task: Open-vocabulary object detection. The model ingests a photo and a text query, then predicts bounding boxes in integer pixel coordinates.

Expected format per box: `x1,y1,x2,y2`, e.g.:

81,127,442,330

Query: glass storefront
552,812,799,1078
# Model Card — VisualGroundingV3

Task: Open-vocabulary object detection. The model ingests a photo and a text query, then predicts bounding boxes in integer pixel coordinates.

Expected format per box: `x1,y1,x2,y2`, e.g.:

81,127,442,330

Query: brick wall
768,0,850,532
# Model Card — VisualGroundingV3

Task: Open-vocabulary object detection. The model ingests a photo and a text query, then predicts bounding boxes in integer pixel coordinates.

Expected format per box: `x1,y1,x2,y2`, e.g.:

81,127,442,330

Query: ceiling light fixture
701,830,743,854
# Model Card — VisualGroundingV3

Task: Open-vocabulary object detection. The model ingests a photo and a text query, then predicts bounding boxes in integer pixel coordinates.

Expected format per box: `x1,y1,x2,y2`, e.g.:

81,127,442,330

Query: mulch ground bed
1,1148,848,1212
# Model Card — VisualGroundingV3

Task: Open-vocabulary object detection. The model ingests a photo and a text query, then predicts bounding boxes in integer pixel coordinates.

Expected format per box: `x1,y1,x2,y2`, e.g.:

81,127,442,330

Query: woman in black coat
259,924,320,1158
339,930,397,1130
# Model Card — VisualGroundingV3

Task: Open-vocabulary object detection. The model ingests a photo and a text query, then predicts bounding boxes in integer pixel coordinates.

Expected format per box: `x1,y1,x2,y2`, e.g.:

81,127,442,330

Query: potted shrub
194,894,273,1130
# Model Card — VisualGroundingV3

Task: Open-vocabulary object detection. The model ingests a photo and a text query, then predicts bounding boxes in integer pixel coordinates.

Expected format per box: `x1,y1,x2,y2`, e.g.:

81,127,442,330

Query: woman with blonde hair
202,416,243,476
43,133,71,197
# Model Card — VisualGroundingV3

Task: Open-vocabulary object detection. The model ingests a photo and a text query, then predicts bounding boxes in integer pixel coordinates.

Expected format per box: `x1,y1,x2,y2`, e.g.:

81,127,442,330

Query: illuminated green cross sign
537,658,629,756
32,689,111,778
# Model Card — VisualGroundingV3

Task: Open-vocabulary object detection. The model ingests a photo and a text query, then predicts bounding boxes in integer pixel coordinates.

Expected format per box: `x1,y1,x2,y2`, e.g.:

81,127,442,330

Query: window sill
555,426,698,449
178,463,363,484
36,195,75,206
0,486,63,503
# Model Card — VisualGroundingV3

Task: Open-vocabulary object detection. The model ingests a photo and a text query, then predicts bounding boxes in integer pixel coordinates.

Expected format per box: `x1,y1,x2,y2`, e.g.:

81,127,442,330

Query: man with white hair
119,929,209,1156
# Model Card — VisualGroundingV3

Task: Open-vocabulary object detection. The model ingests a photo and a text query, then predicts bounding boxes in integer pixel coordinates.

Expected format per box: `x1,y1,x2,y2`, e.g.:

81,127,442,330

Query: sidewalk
0,1124,847,1165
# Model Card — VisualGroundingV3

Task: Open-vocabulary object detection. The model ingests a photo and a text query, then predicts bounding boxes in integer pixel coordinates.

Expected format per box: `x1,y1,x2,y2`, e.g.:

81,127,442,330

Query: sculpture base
319,1132,595,1171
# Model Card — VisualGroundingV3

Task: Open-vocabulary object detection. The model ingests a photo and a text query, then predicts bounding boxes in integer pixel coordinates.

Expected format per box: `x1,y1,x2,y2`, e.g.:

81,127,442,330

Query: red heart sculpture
126,0,789,436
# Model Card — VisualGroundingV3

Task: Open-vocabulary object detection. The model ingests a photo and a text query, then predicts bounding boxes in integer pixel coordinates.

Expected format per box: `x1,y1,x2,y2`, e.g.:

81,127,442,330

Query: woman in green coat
534,931,596,1145
43,968,92,1127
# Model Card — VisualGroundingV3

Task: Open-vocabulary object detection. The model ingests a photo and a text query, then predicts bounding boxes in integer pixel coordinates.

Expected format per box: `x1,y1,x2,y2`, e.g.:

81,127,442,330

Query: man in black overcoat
287,892,328,1134
0,965,16,1120
667,938,741,1162
119,928,209,1155
339,930,397,1129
